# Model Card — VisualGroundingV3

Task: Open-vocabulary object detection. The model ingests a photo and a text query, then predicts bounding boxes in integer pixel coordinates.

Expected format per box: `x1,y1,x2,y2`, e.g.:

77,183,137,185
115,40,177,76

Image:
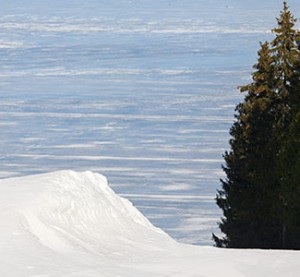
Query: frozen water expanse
0,0,300,245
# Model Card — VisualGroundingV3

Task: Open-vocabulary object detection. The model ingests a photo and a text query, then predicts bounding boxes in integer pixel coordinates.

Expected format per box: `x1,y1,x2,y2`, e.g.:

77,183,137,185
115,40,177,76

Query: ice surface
0,170,299,277
1,0,300,245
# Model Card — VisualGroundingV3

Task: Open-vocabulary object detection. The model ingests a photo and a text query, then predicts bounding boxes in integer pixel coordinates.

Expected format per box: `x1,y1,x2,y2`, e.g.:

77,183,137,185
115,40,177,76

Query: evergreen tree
272,1,298,87
214,1,300,249
277,110,300,249
214,42,280,248
277,52,300,248
271,0,299,138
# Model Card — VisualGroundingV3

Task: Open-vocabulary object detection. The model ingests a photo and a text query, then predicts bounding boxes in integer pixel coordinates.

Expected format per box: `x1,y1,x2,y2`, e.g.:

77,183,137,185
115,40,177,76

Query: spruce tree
272,1,298,86
214,1,300,249
277,110,300,249
214,42,280,248
271,1,300,248
277,56,300,248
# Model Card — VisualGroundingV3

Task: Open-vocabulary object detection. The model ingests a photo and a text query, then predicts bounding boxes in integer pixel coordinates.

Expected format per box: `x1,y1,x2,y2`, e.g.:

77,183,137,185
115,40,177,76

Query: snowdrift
0,170,299,277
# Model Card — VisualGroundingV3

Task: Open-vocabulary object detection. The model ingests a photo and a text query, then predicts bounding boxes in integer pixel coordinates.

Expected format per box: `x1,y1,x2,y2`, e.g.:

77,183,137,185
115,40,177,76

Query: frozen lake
0,0,299,245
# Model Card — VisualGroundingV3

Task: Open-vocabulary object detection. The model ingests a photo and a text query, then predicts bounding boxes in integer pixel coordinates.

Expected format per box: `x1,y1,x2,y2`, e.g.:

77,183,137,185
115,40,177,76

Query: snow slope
0,170,299,277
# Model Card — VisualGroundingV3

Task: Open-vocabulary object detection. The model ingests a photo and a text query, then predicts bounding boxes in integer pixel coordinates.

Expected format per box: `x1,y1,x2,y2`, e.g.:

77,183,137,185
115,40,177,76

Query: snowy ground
1,170,299,277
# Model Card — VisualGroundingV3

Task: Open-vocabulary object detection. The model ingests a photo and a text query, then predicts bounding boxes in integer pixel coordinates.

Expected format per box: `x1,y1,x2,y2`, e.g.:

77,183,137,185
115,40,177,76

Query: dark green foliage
277,109,300,248
214,1,300,249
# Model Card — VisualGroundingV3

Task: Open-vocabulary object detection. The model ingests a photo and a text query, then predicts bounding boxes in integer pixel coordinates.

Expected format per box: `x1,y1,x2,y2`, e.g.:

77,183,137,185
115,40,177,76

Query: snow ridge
20,170,172,256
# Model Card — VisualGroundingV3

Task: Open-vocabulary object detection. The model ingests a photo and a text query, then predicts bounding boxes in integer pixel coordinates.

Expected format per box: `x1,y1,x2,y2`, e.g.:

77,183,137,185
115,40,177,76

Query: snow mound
0,170,300,277
10,171,173,255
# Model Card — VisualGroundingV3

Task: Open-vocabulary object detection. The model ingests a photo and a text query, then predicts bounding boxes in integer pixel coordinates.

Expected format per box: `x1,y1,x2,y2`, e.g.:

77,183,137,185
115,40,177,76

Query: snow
0,170,299,276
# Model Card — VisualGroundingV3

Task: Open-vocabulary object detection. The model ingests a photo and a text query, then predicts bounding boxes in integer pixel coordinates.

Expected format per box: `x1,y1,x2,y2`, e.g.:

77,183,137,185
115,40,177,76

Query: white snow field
0,170,299,277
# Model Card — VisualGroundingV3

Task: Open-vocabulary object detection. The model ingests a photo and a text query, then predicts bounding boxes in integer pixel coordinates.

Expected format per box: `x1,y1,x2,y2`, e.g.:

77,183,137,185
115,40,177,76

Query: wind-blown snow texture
1,0,300,245
0,170,299,277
